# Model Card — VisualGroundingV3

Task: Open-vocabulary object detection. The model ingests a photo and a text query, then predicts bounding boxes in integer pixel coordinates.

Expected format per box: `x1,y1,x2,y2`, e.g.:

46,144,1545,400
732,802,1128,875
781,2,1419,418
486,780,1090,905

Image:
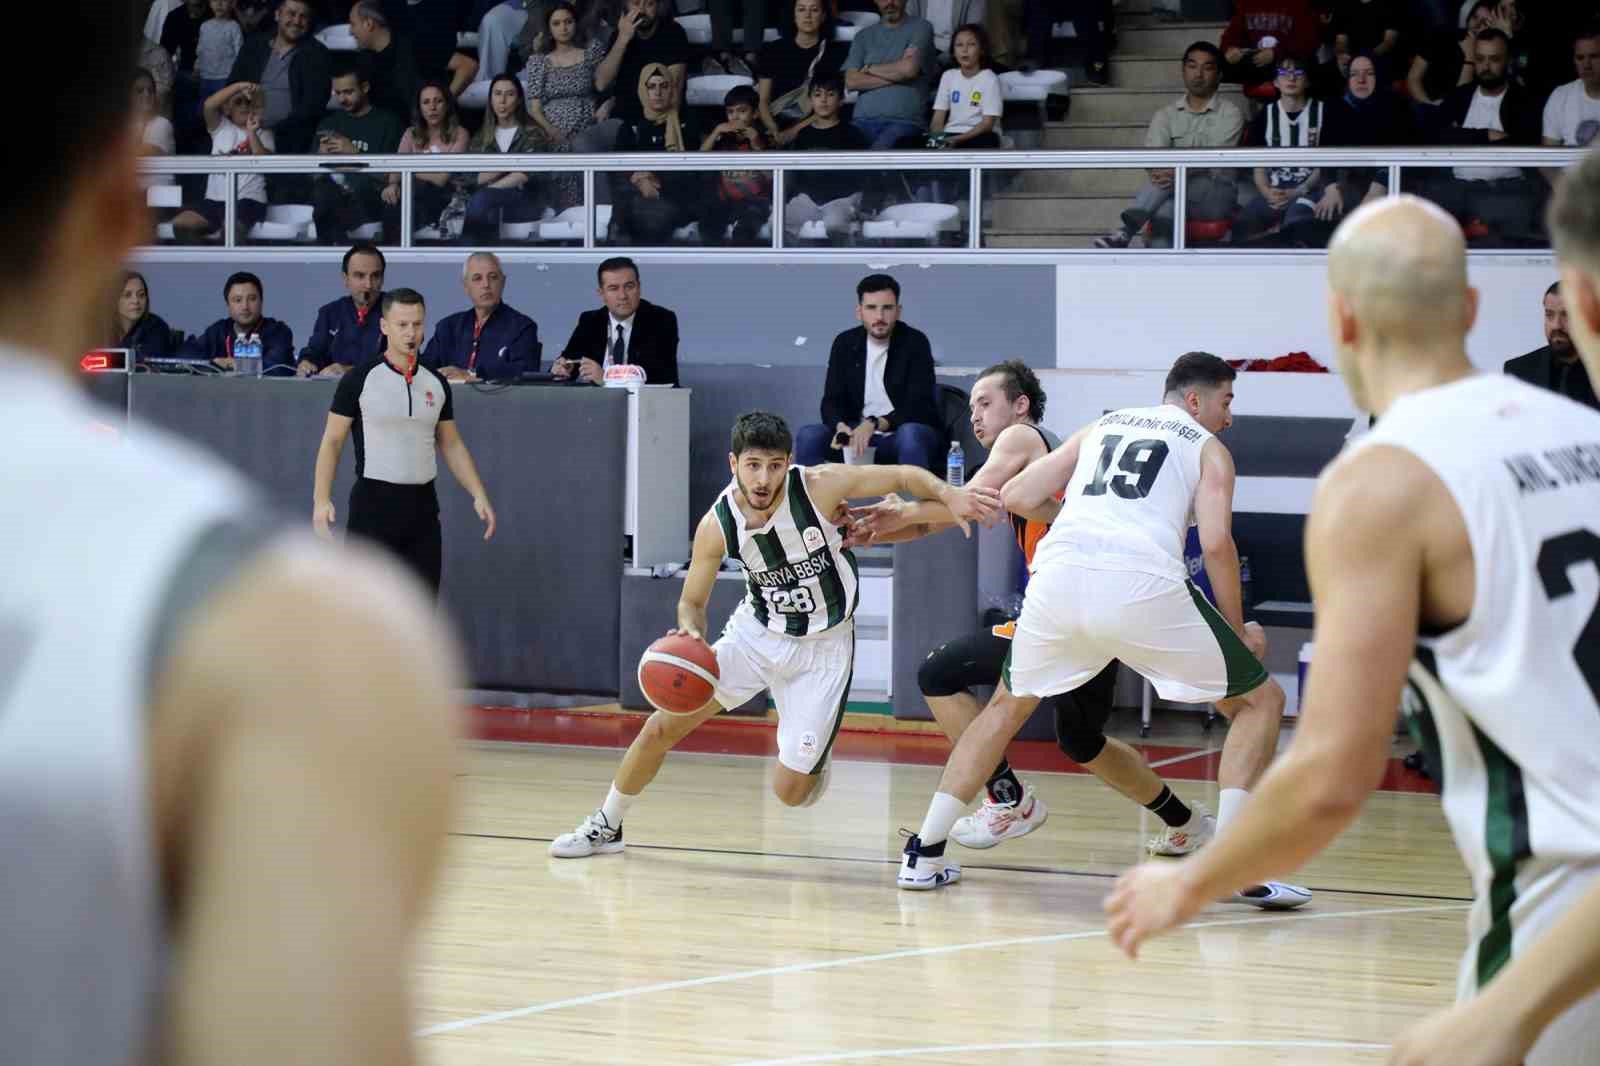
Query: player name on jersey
1099,410,1205,443
748,549,838,588
1503,441,1600,495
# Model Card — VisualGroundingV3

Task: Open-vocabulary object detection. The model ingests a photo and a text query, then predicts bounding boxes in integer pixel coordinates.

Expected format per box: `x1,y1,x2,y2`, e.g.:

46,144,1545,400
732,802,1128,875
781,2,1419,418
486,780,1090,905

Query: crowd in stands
135,0,1598,248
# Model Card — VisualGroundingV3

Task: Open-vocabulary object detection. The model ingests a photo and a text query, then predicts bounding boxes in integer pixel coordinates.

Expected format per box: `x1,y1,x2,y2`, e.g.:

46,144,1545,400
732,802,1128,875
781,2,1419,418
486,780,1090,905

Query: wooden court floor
415,722,1471,1065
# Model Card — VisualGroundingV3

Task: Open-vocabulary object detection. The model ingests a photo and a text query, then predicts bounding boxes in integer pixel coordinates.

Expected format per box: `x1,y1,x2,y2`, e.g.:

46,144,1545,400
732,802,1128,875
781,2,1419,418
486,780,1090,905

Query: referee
312,287,496,594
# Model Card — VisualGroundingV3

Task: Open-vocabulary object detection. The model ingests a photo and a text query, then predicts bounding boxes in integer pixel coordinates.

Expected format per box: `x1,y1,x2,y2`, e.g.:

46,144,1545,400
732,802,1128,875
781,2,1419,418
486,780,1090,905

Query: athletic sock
601,784,636,828
1217,787,1249,833
985,760,1024,805
1144,785,1193,828
916,791,968,850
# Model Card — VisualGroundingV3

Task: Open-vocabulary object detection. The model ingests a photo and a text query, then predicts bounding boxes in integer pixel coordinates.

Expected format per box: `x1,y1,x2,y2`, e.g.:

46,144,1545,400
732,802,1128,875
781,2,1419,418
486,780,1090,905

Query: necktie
611,323,626,367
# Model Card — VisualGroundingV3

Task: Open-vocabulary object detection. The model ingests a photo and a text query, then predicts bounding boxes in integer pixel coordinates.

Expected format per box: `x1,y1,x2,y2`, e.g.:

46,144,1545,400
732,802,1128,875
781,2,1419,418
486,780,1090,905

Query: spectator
132,69,177,179
466,73,547,242
1504,282,1597,409
783,76,869,241
913,0,993,63
422,252,541,382
758,0,848,145
1219,0,1320,89
1408,0,1490,118
197,0,244,100
795,273,943,473
236,0,271,36
350,1,422,120
1314,54,1413,224
611,64,698,245
704,0,764,80
700,84,773,247
1094,42,1244,249
556,257,680,385
524,2,608,209
299,243,387,377
478,0,537,81
1330,0,1403,69
314,64,404,245
1022,0,1111,85
145,0,183,45
592,0,691,132
1429,27,1542,245
138,37,176,116
383,80,469,239
843,0,936,149
228,0,332,154
181,270,297,371
1541,23,1600,149
1236,55,1324,244
398,0,479,93
161,0,209,75
930,24,1003,148
110,272,175,355
170,81,272,241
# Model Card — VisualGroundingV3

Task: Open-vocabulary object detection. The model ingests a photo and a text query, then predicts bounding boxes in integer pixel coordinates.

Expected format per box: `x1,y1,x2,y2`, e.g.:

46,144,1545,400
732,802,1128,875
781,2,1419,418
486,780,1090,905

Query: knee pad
917,641,970,698
1053,698,1109,764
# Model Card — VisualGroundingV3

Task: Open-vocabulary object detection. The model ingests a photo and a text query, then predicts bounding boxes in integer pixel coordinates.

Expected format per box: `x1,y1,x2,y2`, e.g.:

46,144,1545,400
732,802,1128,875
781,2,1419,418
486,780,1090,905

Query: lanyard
468,315,486,372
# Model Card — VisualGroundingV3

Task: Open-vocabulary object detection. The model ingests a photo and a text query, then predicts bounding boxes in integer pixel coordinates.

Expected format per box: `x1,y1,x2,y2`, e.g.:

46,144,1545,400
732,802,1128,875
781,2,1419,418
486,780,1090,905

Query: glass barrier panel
231,169,400,247
1399,164,1554,250
783,167,969,248
980,167,1148,249
596,168,775,248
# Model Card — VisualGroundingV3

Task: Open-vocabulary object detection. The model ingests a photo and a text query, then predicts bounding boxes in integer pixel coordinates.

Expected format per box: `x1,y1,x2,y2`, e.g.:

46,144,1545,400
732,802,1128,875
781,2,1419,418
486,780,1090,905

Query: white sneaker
548,810,625,858
1226,881,1313,910
1147,804,1216,856
950,785,1048,849
896,834,961,891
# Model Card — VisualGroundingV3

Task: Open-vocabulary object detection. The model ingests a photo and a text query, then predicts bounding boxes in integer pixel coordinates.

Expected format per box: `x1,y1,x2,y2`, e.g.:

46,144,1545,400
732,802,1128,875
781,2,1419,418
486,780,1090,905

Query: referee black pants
347,478,442,596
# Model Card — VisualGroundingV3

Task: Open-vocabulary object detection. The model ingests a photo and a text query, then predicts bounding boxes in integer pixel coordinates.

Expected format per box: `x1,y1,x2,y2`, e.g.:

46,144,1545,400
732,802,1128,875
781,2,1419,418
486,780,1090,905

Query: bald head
1328,196,1471,346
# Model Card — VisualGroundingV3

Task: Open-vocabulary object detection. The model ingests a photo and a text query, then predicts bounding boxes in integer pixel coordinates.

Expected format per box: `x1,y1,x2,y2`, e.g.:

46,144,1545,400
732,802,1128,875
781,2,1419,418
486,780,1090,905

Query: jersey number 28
1538,529,1600,708
762,587,816,615
1083,435,1171,500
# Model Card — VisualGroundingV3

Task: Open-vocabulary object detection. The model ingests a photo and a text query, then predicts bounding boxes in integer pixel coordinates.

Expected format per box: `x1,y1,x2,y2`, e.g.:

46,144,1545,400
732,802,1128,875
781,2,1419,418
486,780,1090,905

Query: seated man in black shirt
350,1,421,121
782,77,868,243
1505,282,1599,410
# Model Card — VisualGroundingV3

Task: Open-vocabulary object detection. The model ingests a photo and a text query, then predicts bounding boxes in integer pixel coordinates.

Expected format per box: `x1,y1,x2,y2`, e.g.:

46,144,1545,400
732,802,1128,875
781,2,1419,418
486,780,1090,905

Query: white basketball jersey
1354,375,1600,1009
3,349,254,1065
1034,403,1213,582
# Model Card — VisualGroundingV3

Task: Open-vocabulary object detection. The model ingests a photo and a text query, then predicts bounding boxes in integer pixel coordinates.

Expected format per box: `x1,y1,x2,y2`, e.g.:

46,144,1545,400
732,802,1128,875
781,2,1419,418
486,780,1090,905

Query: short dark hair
331,57,371,85
381,288,426,315
598,256,639,287
1183,41,1222,65
343,242,386,274
976,360,1047,421
2,2,139,293
1164,351,1236,397
1578,20,1600,45
731,411,794,456
223,271,263,301
811,74,845,96
1475,27,1510,48
951,23,991,67
857,273,900,302
724,84,759,110
1550,149,1600,274
1547,280,1562,299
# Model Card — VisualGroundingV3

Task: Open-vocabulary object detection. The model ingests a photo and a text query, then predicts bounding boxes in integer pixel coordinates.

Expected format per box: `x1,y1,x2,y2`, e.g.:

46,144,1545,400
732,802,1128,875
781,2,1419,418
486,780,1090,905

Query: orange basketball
638,634,720,715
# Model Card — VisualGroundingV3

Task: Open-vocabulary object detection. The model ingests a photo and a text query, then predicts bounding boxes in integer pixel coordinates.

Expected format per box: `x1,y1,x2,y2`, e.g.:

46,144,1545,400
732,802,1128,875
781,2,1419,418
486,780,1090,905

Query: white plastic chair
155,222,176,242
537,205,588,241
457,30,480,49
676,13,712,44
350,221,384,240
686,73,754,107
317,23,359,51
247,221,304,242
998,69,1068,102
499,220,539,240
597,203,613,241
265,204,315,227
146,185,183,209
862,202,959,241
1050,20,1079,38
834,10,879,41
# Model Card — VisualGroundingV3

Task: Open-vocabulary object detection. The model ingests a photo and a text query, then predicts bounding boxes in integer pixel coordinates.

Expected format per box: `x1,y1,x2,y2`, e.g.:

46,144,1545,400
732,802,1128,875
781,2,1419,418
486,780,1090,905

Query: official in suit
422,252,540,382
297,243,387,378
794,273,944,473
1505,282,1598,410
180,271,296,372
554,256,680,386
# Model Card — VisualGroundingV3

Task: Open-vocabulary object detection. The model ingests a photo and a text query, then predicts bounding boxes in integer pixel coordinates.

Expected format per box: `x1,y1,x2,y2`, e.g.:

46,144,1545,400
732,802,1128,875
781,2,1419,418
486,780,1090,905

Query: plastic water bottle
946,441,965,486
235,333,262,378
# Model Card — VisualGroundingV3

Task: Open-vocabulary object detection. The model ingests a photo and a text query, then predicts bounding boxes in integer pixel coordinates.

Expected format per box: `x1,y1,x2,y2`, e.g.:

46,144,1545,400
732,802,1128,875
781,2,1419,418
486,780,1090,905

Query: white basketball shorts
712,609,854,774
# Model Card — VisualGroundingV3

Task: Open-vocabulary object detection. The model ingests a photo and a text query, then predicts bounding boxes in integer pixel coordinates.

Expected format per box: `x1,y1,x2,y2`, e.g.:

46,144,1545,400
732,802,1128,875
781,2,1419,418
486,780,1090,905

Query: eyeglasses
1276,67,1307,77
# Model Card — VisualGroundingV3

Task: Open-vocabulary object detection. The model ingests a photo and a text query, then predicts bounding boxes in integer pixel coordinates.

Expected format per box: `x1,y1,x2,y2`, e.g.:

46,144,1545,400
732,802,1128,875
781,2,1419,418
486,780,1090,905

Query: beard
1551,331,1574,356
738,473,777,510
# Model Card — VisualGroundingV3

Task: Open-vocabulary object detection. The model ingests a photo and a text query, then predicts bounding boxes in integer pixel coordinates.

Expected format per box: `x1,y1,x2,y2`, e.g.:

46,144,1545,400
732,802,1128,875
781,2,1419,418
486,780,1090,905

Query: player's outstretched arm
1104,447,1432,959
999,424,1089,520
806,463,1000,536
1390,879,1600,1066
152,541,461,1066
673,513,727,641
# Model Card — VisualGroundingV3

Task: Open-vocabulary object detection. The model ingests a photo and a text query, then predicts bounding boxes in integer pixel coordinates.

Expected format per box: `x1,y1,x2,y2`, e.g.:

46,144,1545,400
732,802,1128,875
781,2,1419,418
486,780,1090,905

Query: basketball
638,634,719,715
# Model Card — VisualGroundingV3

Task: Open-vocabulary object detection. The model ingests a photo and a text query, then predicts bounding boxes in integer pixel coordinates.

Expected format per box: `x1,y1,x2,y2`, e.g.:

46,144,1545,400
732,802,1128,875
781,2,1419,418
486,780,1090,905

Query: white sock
1217,788,1249,833
601,784,636,828
917,791,968,848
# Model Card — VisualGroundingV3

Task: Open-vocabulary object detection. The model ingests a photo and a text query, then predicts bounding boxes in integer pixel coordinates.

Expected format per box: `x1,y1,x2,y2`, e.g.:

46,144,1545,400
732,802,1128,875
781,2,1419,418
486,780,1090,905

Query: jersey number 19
1083,435,1170,500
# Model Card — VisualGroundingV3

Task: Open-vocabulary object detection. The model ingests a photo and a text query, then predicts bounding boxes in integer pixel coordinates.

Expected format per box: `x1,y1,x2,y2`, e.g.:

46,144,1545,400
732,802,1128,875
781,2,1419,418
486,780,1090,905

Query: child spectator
171,81,272,241
784,76,869,241
700,84,772,246
196,0,244,100
930,24,1003,148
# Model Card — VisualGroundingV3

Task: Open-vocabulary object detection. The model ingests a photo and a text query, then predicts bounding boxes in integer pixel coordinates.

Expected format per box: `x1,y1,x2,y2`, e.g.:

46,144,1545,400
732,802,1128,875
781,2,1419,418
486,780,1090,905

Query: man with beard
227,0,332,155
182,270,297,372
1507,282,1598,410
547,411,1000,856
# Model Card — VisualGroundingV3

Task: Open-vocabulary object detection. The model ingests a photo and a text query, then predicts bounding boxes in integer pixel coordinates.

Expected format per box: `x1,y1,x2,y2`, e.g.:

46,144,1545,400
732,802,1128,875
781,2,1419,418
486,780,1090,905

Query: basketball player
549,412,1000,856
897,353,1307,912
1105,186,1600,1066
848,360,1213,858
4,6,461,1062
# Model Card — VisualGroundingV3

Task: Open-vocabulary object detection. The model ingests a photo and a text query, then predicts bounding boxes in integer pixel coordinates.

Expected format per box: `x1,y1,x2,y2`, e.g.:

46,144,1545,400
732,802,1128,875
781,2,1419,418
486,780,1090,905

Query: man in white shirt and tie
554,257,681,386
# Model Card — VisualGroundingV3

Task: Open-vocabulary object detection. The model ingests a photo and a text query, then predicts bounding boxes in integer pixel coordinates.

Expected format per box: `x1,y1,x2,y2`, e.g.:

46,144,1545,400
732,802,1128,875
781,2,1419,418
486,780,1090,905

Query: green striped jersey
712,466,859,637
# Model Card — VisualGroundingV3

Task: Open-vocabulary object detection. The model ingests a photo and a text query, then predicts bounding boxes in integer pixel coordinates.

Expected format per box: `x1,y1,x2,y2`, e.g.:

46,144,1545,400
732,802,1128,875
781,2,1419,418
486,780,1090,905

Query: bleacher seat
686,73,754,107
538,205,588,241
248,221,305,242
265,204,315,230
350,221,383,240
317,23,358,51
155,222,176,242
457,31,480,49
146,185,183,209
500,221,539,240
863,203,960,241
795,218,862,242
834,11,879,41
998,69,1068,102
674,14,780,46
1244,82,1278,102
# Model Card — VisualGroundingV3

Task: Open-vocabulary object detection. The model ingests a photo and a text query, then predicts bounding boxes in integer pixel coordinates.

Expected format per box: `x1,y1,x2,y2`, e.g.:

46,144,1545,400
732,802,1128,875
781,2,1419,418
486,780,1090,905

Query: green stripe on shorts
1186,580,1269,698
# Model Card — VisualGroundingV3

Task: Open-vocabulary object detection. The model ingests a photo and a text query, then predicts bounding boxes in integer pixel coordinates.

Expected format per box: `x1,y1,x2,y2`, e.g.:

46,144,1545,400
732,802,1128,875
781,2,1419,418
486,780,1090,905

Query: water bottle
946,441,965,486
235,333,262,378
1239,553,1255,613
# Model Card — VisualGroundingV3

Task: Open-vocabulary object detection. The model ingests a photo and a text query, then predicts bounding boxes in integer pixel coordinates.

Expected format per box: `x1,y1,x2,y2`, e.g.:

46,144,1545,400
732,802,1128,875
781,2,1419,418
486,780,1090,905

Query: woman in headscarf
1314,53,1416,225
611,63,698,244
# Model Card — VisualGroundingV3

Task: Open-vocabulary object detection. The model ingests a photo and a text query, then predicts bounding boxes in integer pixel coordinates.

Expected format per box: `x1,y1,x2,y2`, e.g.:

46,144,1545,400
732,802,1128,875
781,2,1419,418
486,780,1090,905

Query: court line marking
730,1038,1390,1065
417,901,1469,1038
1147,747,1220,769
